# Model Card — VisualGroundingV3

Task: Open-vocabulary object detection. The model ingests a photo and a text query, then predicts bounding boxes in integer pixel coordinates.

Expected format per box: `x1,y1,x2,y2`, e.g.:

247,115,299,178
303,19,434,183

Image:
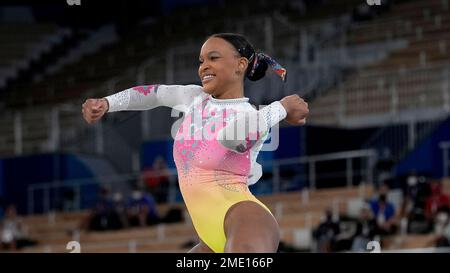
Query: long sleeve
217,101,287,153
104,84,204,113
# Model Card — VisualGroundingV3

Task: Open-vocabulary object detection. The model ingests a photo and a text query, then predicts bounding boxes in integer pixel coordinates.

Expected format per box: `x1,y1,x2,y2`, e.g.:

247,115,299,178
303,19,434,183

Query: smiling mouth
202,74,216,83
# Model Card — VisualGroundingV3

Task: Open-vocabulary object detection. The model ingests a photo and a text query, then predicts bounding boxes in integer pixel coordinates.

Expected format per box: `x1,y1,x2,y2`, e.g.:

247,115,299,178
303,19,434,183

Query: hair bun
246,58,268,81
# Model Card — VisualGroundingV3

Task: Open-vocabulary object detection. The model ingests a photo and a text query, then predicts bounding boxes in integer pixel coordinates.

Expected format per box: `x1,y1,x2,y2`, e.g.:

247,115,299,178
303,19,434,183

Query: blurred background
0,0,450,253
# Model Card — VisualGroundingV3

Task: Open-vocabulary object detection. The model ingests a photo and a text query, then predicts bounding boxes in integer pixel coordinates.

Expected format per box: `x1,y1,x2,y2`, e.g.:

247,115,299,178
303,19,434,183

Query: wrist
101,98,110,112
278,100,288,118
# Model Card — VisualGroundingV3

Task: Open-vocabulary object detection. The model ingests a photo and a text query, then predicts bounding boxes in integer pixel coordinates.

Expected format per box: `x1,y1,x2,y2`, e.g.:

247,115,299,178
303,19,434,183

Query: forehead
200,37,236,55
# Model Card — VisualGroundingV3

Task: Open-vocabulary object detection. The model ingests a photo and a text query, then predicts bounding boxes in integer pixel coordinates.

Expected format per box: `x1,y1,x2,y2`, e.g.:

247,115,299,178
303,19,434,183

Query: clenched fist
82,98,109,124
280,94,309,125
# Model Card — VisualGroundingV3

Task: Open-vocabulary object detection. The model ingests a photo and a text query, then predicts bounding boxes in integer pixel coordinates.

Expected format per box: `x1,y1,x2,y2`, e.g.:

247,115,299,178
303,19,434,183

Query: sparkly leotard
106,84,287,252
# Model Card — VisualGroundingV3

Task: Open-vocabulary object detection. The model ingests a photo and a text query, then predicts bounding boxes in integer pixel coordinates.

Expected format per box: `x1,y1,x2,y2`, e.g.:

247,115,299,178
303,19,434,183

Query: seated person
79,187,114,231
351,204,379,252
1,204,37,250
369,184,397,235
434,211,450,247
142,156,171,203
126,188,160,227
312,208,340,252
425,181,450,223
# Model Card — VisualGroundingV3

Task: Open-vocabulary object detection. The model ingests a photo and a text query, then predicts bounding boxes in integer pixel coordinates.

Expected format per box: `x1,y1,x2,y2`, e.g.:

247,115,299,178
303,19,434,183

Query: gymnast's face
198,37,248,96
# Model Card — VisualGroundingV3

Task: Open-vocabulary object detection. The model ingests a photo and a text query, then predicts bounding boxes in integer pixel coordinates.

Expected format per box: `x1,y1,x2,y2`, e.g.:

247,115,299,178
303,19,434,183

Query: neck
213,82,244,99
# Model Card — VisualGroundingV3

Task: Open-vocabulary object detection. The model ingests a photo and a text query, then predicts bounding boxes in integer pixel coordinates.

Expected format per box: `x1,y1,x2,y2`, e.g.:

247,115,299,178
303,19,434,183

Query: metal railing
27,149,377,215
362,119,444,162
27,169,179,215
271,149,377,192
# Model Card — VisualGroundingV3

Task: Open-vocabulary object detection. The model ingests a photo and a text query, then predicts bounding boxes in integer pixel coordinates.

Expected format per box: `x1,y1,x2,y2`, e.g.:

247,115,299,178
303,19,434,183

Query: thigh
224,200,280,253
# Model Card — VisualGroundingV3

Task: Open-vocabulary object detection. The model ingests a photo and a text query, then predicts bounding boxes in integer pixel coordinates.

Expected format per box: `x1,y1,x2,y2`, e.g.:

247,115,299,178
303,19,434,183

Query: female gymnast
82,33,309,253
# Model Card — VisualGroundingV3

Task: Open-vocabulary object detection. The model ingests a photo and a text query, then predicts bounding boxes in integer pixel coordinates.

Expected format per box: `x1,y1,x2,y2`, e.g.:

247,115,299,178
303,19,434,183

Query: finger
84,107,93,115
92,103,101,111
85,99,97,108
84,109,100,120
91,113,103,119
91,108,102,114
91,104,105,113
90,109,104,117
94,99,104,108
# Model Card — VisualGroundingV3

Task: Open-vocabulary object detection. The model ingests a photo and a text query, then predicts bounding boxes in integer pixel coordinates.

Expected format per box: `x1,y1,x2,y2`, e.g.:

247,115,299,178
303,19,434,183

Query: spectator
0,204,37,250
109,192,128,230
126,188,160,227
405,176,433,233
424,181,450,223
312,208,340,252
434,211,450,247
79,187,114,231
435,212,450,247
351,204,379,252
142,156,171,203
369,184,397,235
400,172,420,218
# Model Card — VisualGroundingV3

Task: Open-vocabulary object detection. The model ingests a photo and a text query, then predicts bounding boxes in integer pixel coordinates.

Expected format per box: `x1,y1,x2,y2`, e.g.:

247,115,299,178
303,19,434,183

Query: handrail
27,149,377,214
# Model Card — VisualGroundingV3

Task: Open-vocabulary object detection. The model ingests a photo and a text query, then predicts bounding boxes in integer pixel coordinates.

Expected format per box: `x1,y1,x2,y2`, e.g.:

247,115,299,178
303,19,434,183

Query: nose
199,60,210,75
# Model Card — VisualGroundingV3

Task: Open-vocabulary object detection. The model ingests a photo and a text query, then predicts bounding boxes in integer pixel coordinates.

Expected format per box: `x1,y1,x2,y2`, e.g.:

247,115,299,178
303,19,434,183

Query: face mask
407,176,417,186
132,191,142,200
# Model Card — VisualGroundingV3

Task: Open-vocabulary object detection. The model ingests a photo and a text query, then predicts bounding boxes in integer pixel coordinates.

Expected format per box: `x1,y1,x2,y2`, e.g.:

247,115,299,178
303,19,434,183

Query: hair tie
238,47,287,82
258,53,287,82
247,52,259,78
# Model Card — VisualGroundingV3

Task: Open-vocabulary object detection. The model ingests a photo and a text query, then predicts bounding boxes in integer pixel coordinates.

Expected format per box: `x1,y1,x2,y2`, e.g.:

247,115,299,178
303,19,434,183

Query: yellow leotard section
178,168,272,253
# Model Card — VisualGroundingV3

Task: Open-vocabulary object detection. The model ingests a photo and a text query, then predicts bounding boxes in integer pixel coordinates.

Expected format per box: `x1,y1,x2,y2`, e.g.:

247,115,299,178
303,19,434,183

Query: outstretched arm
82,84,204,124
217,94,309,153
105,84,203,112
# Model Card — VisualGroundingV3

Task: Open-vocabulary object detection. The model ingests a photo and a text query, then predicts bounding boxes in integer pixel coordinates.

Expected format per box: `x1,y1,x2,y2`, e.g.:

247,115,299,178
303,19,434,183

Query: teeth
203,75,215,80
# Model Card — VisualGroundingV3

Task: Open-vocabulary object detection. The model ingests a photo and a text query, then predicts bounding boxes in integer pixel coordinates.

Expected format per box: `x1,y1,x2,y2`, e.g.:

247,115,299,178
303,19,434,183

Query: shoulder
159,84,204,93
230,101,258,114
245,102,258,112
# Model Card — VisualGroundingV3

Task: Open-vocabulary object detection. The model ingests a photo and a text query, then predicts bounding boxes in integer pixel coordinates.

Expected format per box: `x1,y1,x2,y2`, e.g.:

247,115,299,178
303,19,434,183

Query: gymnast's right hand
82,98,109,124
280,94,309,126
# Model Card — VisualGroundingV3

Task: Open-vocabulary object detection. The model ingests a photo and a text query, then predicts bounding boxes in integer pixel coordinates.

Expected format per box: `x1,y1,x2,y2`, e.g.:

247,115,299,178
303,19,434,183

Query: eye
198,59,204,65
210,56,219,60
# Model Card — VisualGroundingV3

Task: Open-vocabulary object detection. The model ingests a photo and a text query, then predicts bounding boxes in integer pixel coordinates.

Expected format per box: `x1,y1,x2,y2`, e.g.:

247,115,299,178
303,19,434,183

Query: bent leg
224,201,280,253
